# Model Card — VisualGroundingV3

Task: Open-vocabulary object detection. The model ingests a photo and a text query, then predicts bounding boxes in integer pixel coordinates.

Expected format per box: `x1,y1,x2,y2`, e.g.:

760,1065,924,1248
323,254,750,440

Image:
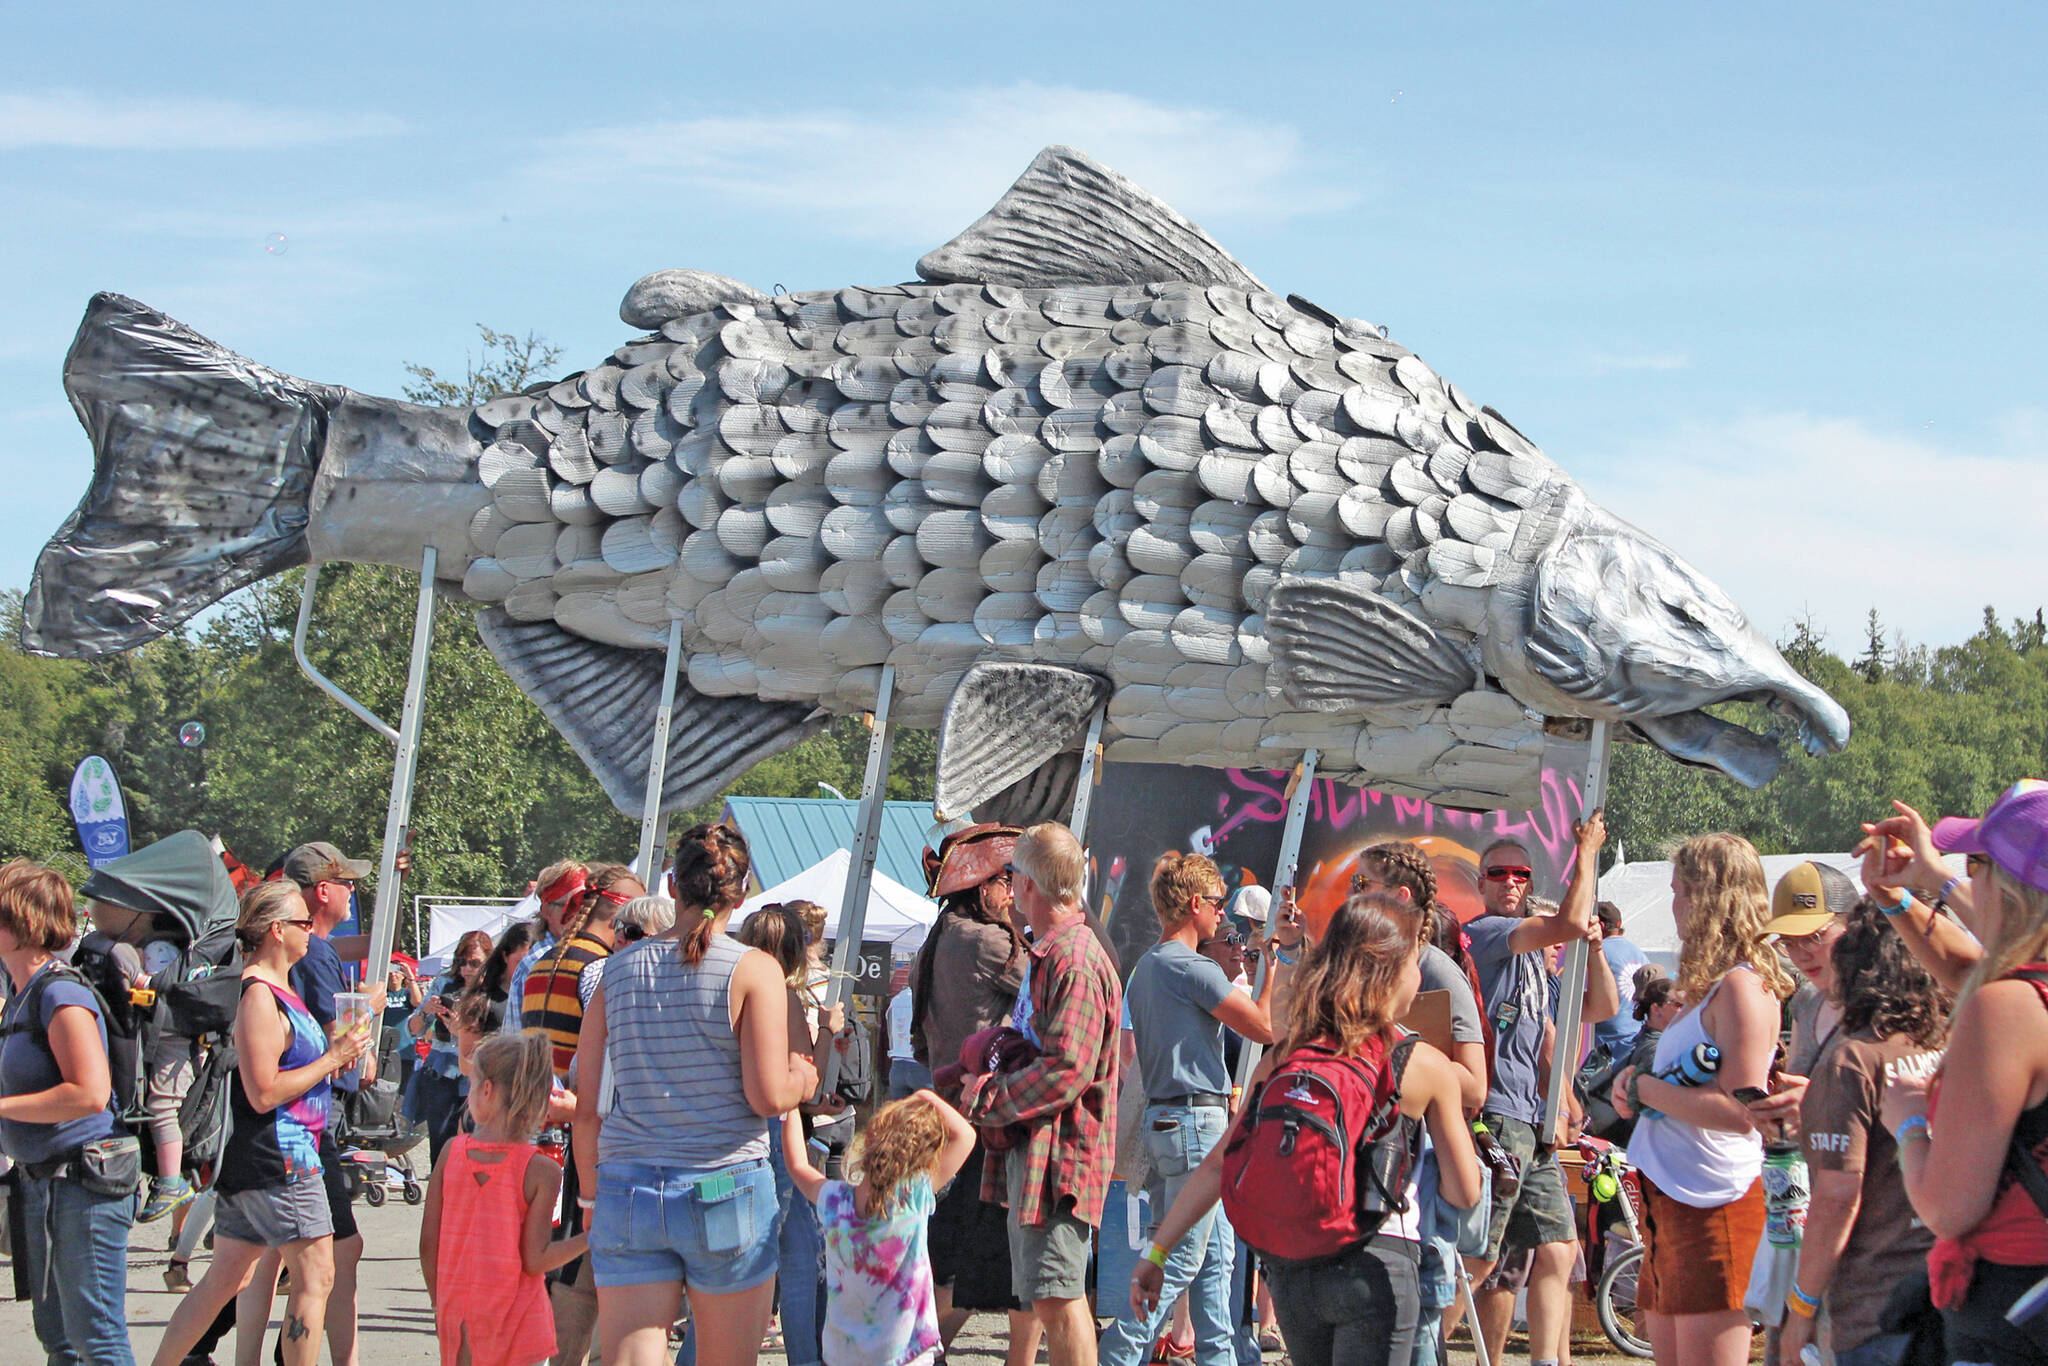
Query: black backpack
160,925,245,1189
0,960,142,1140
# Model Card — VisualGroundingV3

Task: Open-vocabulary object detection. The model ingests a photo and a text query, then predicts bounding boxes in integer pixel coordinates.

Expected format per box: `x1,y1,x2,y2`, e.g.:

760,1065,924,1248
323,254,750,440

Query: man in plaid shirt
961,821,1121,1366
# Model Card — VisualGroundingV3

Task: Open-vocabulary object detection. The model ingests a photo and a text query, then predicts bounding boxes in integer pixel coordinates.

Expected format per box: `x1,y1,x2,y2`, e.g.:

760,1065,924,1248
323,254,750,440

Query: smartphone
1731,1086,1770,1105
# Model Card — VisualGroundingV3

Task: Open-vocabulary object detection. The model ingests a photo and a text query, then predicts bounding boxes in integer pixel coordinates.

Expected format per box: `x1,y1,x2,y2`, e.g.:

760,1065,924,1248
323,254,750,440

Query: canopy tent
736,847,938,949
422,894,532,976
1598,852,1878,971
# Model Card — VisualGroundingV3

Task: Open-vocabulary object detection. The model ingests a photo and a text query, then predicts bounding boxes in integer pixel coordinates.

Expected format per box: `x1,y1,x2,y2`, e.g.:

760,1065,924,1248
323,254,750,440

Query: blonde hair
1670,833,1792,1002
1274,891,1423,1059
848,1094,950,1212
1149,852,1222,931
788,899,828,947
1015,823,1085,906
0,859,77,952
1959,865,2048,1007
236,880,309,951
533,859,588,910
469,1032,555,1139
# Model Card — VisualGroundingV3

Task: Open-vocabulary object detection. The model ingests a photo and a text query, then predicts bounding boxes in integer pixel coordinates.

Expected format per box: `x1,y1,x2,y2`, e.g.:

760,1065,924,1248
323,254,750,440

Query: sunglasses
1349,873,1383,893
1967,853,1994,873
1192,891,1226,909
282,917,316,930
1482,866,1534,884
455,958,485,970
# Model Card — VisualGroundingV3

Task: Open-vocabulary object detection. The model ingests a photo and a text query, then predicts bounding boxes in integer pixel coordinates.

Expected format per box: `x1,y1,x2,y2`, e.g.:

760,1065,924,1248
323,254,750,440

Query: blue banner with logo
69,754,130,868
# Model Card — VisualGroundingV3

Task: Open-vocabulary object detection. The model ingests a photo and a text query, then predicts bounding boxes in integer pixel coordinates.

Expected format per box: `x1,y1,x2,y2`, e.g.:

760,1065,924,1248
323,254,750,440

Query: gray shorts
1005,1150,1093,1304
1479,1113,1576,1265
214,1174,333,1248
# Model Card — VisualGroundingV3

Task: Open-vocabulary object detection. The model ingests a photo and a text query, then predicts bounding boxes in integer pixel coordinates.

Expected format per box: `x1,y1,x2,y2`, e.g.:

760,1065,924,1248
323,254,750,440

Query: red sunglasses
1482,866,1534,884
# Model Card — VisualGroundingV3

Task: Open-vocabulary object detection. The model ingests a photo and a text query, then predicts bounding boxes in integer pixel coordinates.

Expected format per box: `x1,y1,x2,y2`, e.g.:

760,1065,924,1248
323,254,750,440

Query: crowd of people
2,779,2048,1366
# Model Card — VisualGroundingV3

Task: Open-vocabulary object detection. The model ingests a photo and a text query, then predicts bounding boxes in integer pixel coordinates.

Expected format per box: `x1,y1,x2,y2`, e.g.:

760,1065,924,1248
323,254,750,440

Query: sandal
1258,1327,1284,1353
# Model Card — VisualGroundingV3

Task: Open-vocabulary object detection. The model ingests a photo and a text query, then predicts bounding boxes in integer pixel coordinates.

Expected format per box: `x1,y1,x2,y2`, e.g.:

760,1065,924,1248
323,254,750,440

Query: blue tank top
217,977,330,1193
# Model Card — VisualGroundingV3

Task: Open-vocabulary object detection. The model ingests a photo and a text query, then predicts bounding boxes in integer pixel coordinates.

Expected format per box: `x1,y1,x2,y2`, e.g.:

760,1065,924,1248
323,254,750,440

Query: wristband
1273,947,1298,965
577,1196,596,1210
1939,875,1964,905
1875,889,1912,917
1894,1114,1930,1148
1785,1284,1820,1319
1143,1242,1170,1267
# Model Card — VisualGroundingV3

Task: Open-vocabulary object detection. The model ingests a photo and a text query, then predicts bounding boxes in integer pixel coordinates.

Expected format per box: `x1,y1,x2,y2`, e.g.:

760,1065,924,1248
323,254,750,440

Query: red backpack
1220,1031,1422,1264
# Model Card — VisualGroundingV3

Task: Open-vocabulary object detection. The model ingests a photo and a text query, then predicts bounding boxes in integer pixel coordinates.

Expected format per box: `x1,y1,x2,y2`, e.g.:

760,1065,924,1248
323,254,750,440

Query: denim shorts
589,1159,780,1292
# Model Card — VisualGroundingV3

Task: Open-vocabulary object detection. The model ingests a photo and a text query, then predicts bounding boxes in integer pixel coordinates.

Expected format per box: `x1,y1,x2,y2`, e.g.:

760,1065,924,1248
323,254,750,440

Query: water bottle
1659,1042,1721,1088
1763,1148,1810,1247
1471,1120,1521,1205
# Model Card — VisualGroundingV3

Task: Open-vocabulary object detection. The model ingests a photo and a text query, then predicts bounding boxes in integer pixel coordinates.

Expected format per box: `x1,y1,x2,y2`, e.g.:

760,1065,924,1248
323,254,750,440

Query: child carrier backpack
160,923,245,1189
1220,1032,1423,1264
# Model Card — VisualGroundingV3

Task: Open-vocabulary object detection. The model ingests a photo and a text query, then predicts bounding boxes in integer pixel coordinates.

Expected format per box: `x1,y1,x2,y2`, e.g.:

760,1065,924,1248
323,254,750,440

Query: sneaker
138,1176,195,1224
164,1260,193,1294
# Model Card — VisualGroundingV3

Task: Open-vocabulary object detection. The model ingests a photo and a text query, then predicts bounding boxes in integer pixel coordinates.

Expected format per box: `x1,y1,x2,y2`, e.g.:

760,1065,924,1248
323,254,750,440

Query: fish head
1486,492,1850,787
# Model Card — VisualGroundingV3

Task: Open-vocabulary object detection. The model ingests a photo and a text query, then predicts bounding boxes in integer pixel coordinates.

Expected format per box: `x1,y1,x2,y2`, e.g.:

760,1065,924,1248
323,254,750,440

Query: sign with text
69,754,130,869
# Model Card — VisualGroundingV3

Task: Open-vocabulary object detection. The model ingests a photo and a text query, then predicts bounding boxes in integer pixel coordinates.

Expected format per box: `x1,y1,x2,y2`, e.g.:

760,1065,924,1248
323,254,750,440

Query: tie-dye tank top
217,976,330,1193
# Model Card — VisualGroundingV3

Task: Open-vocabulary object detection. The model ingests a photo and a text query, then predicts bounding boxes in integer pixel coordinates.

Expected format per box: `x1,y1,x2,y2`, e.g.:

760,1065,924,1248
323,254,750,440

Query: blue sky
4,2,2041,650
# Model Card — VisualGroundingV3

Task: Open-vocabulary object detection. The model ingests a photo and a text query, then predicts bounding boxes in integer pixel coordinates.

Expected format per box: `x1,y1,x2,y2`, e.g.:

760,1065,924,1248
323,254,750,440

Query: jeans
17,1172,137,1366
1834,1333,1913,1366
672,1128,815,1366
887,1057,933,1100
1266,1238,1420,1366
1099,1104,1237,1366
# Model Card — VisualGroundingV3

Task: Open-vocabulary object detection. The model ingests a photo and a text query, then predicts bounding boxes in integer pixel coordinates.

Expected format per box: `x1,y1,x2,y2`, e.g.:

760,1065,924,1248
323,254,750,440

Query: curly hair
848,1093,951,1212
1671,833,1793,1003
1274,890,1424,1060
1150,851,1223,931
1832,902,1949,1049
670,824,752,965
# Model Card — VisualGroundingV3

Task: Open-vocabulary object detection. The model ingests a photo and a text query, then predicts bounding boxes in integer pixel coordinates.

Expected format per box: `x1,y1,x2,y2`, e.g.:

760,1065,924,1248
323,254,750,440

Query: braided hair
670,824,752,966
1360,841,1467,970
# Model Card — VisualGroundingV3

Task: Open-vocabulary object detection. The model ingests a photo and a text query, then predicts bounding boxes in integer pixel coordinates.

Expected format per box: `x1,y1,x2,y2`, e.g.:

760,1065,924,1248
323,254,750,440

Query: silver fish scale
462,283,1562,753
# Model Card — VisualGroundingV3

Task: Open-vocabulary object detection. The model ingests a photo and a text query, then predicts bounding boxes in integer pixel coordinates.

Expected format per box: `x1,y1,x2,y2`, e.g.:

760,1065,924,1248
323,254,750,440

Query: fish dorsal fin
917,146,1266,291
933,662,1111,821
476,610,825,816
1267,576,1475,711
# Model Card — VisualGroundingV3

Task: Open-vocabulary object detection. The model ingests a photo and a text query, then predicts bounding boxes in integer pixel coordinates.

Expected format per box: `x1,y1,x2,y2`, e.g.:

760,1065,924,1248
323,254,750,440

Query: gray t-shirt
1124,940,1233,1099
1418,945,1484,1043
1464,914,1549,1125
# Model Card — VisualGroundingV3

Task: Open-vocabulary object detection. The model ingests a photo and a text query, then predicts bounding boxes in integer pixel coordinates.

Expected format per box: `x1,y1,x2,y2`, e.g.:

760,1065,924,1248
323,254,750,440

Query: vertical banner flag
70,754,131,869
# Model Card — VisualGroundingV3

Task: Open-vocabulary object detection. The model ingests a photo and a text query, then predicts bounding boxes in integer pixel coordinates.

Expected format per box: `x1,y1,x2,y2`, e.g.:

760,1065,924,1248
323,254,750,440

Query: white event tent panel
736,847,938,950
423,893,535,976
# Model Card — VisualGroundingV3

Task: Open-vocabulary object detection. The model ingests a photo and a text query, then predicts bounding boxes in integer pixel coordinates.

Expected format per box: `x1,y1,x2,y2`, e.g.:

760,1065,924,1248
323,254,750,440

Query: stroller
331,1022,426,1208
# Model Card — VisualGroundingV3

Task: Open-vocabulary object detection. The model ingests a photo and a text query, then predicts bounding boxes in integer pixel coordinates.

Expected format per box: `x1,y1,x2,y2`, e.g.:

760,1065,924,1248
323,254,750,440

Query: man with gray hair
960,822,1121,1366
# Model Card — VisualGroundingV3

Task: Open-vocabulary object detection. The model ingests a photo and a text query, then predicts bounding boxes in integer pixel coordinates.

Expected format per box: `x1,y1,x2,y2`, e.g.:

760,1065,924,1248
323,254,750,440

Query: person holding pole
958,822,1122,1366
1097,852,1275,1366
1460,815,1616,1366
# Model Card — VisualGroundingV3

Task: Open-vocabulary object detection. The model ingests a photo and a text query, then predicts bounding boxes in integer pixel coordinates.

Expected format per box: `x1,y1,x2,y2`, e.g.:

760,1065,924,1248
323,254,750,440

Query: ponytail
670,824,751,966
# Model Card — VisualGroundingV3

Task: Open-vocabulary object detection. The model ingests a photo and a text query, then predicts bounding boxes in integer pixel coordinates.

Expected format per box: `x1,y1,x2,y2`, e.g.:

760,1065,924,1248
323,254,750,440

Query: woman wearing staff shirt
0,858,137,1366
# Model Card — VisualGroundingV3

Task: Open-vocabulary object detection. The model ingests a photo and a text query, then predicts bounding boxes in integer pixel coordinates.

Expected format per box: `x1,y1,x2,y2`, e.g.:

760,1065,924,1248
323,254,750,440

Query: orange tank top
434,1135,558,1366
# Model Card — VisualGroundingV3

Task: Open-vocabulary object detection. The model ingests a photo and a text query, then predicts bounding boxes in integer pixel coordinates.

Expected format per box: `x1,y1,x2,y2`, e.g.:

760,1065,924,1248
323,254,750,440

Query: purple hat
1932,780,2048,893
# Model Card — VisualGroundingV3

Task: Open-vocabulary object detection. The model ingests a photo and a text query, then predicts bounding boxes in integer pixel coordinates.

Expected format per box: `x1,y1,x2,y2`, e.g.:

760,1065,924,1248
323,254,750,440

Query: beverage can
1763,1149,1810,1246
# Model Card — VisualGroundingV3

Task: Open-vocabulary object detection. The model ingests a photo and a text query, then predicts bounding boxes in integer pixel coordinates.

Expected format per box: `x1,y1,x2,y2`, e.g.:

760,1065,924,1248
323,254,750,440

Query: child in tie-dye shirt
782,1089,976,1366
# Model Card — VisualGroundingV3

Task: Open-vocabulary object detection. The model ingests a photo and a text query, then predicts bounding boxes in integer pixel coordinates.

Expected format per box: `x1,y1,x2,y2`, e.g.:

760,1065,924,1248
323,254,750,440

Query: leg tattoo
285,1312,311,1342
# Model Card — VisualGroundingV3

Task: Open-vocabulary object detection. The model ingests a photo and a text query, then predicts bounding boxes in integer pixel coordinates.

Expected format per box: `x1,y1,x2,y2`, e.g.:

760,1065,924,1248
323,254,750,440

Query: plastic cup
333,991,374,1081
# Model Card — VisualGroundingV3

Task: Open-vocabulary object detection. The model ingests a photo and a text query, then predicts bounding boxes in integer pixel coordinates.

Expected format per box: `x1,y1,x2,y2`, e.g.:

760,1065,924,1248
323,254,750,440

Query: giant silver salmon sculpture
24,147,1849,821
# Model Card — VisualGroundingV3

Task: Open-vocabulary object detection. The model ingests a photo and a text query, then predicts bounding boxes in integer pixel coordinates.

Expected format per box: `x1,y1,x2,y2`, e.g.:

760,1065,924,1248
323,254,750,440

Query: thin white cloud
1588,350,1690,375
515,83,1350,249
0,91,405,151
1589,412,2046,648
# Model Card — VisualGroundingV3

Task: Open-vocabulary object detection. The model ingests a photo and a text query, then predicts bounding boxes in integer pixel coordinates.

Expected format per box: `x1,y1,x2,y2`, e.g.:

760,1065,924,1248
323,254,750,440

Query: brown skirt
1638,1174,1766,1316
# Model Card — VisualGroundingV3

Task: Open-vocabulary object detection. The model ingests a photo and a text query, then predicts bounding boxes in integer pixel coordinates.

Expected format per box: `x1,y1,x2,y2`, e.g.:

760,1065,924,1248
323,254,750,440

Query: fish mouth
1631,681,1851,789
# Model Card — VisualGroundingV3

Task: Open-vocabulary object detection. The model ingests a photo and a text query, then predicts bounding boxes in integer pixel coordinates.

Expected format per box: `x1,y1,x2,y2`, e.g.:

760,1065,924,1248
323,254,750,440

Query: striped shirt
597,933,766,1168
522,930,610,1080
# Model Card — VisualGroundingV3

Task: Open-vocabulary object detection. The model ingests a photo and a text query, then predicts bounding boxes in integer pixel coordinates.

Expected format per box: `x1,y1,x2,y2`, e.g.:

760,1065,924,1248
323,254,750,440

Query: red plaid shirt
964,916,1121,1227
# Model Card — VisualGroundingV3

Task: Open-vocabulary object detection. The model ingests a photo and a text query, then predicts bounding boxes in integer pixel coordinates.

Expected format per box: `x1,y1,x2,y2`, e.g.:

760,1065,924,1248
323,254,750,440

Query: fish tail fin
23,293,339,656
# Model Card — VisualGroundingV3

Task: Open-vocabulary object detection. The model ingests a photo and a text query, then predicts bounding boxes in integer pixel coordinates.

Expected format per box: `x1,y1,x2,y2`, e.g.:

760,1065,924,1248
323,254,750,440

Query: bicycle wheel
1596,1242,1653,1358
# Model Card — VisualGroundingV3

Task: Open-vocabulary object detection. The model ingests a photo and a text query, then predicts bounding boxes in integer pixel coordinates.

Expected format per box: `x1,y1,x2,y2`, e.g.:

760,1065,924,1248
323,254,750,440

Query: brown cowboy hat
924,822,1022,899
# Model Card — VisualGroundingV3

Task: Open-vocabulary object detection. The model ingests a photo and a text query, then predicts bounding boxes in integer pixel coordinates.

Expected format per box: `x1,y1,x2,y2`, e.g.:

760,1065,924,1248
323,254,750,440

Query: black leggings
1265,1238,1421,1366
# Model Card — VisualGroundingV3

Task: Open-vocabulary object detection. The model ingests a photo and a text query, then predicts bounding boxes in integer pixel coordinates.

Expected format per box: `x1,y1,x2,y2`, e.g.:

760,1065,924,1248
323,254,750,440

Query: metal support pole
1541,720,1612,1146
293,565,398,743
819,665,896,1100
635,619,686,886
363,548,438,985
1454,1255,1494,1366
647,811,672,896
1233,749,1318,1091
1066,704,1108,846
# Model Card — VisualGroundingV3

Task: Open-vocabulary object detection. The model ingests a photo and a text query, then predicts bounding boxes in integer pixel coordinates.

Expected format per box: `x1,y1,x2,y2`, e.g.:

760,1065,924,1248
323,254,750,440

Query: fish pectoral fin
1266,576,1476,711
476,610,825,816
933,662,1111,823
916,145,1266,291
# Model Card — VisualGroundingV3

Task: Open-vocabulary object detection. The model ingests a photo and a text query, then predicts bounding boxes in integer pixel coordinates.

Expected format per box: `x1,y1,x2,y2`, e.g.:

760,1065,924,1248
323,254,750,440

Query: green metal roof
720,797,937,893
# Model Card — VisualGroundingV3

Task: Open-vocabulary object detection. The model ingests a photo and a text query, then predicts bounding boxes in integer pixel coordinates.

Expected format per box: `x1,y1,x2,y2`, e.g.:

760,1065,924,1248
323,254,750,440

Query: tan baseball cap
1764,861,1858,938
281,840,374,888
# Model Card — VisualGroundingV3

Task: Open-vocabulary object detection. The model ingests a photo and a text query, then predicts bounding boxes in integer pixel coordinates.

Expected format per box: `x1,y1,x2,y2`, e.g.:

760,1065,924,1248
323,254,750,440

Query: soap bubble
178,720,206,748
264,232,289,255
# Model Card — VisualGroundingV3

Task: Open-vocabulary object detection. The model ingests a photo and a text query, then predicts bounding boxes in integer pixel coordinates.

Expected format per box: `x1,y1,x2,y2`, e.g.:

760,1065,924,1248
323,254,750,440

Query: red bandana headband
538,868,589,909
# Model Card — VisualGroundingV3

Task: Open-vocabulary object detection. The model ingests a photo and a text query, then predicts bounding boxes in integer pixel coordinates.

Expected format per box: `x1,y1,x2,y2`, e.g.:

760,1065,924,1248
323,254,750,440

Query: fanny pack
25,1133,143,1198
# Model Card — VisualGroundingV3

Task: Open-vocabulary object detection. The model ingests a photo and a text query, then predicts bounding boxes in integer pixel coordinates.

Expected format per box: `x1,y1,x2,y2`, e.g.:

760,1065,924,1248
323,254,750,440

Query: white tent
423,894,533,975
736,848,938,949
1598,854,1868,972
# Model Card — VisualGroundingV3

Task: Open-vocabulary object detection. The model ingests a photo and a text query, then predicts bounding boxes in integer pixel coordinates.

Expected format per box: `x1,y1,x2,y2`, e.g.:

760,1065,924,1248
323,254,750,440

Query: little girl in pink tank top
420,1032,587,1366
